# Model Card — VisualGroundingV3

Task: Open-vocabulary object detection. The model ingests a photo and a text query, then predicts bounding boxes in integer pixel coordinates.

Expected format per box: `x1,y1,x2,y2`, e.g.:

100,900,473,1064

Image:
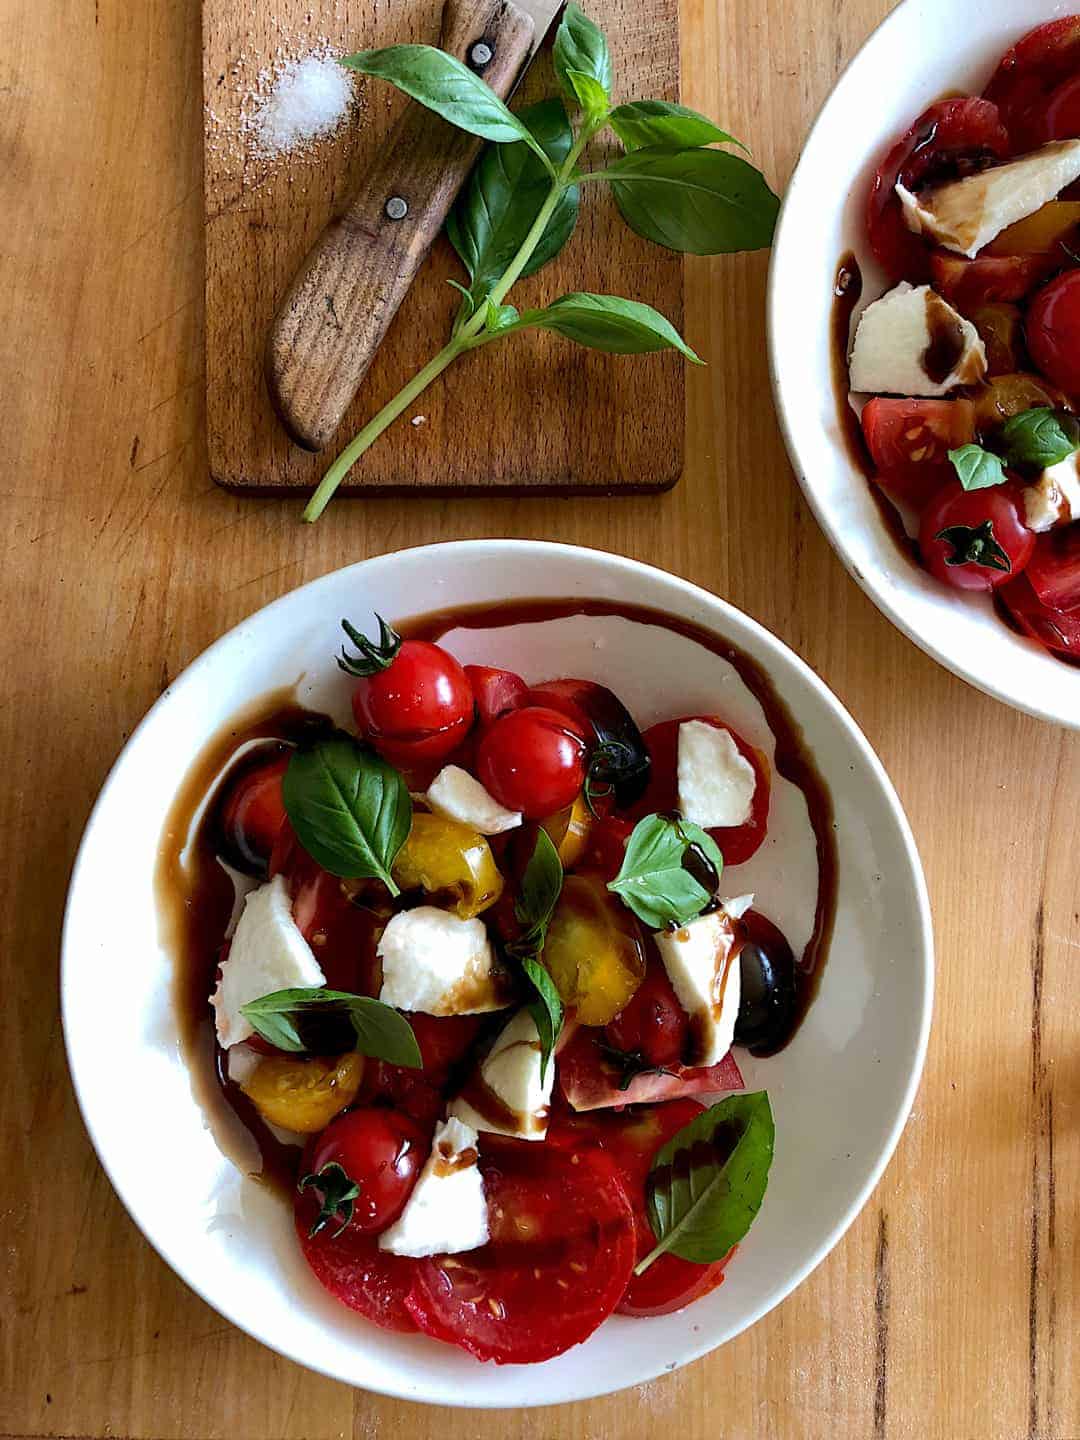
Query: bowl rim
61,539,934,1404
765,0,1080,731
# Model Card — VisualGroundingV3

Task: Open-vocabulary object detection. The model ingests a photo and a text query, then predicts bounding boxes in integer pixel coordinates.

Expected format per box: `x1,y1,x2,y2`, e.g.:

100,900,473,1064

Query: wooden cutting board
203,0,683,496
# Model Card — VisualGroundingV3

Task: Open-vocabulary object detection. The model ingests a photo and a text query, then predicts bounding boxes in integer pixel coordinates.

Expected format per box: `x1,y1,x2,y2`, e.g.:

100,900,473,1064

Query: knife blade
266,0,564,455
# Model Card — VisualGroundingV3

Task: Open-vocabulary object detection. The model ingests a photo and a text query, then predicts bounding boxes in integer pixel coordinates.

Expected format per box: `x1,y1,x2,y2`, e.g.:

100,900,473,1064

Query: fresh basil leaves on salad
608,812,724,929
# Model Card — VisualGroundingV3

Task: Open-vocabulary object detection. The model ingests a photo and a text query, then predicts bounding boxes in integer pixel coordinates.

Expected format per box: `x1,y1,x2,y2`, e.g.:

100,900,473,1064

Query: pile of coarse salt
245,49,355,160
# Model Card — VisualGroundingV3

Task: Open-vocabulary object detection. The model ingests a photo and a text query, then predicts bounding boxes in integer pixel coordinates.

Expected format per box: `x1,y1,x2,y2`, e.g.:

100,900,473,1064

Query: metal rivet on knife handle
469,40,494,68
384,196,409,221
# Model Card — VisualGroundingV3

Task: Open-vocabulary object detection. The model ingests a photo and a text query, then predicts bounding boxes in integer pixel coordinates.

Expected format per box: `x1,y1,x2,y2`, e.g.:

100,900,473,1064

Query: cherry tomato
998,572,1080,658
930,249,1058,309
604,960,688,1070
919,481,1035,591
477,705,589,819
983,17,1080,151
866,98,1010,282
464,664,528,726
1041,72,1080,143
861,398,974,509
1027,271,1080,398
405,1140,637,1363
303,1106,427,1236
217,750,289,874
527,679,651,809
630,717,770,866
351,639,473,768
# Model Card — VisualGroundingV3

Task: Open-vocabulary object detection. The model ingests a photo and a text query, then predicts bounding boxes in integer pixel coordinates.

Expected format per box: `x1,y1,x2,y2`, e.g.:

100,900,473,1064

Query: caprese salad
846,18,1080,662
173,612,815,1365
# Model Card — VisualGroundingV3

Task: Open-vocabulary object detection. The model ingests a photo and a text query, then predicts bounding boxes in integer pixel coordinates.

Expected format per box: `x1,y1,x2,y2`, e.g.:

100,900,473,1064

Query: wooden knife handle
266,0,536,452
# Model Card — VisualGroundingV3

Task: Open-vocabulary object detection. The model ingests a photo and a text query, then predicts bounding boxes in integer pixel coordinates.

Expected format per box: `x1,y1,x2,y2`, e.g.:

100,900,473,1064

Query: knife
266,0,563,454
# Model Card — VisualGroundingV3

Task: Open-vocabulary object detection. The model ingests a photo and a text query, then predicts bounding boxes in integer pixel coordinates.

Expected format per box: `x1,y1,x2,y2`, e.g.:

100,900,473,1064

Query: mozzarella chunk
896,141,1080,258
377,906,509,1015
1022,452,1080,533
211,874,326,1048
849,282,986,397
378,1118,488,1258
448,1009,554,1141
426,765,522,835
678,720,756,829
654,908,743,1067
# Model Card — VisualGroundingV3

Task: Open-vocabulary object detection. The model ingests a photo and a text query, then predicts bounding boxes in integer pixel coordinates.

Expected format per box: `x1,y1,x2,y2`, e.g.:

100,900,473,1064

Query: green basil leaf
590,145,779,255
518,292,701,363
639,1092,774,1272
948,443,1008,491
607,813,723,929
521,956,563,1083
999,407,1080,469
609,100,745,152
566,68,610,123
240,987,422,1067
341,46,550,165
446,99,579,306
511,827,564,954
485,300,520,333
283,735,412,893
553,3,612,103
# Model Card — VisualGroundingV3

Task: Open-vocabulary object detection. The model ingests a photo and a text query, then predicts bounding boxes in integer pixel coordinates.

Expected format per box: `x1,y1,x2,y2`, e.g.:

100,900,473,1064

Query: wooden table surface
3,0,1078,1436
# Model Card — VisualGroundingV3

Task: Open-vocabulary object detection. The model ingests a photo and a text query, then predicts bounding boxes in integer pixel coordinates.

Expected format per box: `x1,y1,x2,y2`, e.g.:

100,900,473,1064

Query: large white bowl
769,0,1080,728
62,541,932,1406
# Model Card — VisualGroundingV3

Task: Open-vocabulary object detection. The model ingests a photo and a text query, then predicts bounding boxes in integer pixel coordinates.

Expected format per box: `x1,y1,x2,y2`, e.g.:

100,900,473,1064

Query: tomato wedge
866,98,1010,282
999,573,1080,658
405,1140,636,1363
295,1186,419,1333
983,18,1080,151
861,398,974,510
630,717,769,866
548,1101,733,1317
558,1023,744,1111
1024,526,1080,612
930,249,1059,309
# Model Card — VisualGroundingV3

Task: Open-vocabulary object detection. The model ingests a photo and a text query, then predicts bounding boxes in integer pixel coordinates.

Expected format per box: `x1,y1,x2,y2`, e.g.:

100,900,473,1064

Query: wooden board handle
265,0,536,452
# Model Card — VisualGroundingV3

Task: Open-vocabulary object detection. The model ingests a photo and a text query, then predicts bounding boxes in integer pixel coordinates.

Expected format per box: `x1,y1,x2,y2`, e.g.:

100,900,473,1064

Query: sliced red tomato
1027,271,1080,397
861,398,974,510
1025,526,1080,611
919,481,1035,591
548,1100,733,1317
464,664,528,727
930,249,1058,308
580,814,634,882
295,1186,419,1333
998,572,1080,657
867,98,1010,282
558,1024,744,1112
983,18,1080,151
407,1013,487,1087
405,1140,636,1363
630,717,770,866
1041,72,1080,143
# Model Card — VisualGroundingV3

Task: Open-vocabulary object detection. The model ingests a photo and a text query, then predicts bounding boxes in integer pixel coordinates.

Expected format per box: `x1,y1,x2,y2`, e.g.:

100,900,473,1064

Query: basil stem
302,123,597,523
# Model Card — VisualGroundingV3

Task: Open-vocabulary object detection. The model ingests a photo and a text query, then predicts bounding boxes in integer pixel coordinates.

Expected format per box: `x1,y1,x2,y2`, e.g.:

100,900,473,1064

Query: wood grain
2,0,1079,1437
204,0,686,494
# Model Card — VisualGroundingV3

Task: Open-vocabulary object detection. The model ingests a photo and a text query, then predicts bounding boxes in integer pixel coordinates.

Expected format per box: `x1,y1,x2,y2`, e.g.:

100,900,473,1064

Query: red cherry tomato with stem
477,705,589,819
302,1106,427,1237
919,481,1035,591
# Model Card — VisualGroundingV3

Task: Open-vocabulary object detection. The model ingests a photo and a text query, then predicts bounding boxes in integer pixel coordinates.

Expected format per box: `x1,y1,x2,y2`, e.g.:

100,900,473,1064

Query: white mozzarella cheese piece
678,720,756,829
896,140,1080,258
654,908,743,1067
448,1009,554,1141
378,906,508,1015
211,874,326,1049
426,765,522,835
849,282,986,397
378,1118,489,1258
1022,452,1080,533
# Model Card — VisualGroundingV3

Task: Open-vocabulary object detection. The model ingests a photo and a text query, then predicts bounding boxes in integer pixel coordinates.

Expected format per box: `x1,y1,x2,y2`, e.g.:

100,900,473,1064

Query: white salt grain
251,54,354,158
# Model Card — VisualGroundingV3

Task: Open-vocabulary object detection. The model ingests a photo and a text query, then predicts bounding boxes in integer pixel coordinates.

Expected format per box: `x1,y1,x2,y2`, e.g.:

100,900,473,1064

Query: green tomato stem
303,122,598,521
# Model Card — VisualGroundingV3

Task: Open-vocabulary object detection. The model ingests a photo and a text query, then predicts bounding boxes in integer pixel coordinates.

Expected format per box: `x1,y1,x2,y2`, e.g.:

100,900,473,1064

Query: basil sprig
608,813,723,929
508,829,564,1080
637,1091,774,1274
240,986,422,1068
303,4,778,520
282,734,411,894
948,443,1007,492
999,407,1080,469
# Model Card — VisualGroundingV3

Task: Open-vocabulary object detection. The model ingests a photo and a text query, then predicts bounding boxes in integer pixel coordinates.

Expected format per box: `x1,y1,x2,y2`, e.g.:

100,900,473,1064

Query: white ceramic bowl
62,541,932,1405
769,0,1080,729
